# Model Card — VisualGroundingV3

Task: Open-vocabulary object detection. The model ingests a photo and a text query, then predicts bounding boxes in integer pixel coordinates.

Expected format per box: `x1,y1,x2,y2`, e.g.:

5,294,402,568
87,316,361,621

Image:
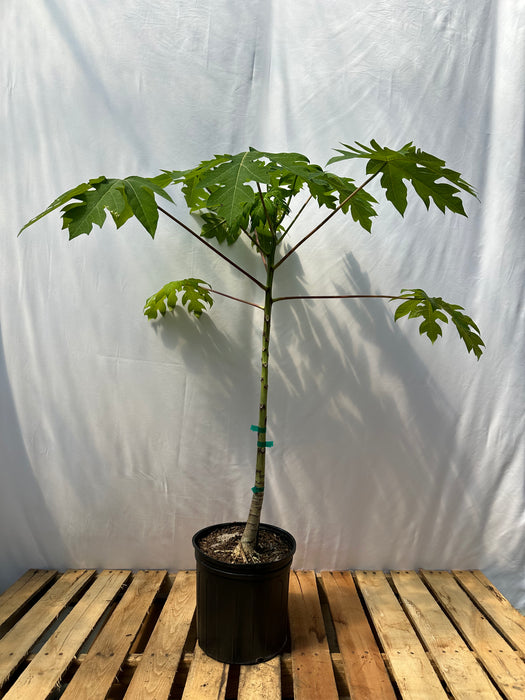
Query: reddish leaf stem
273,293,404,302
157,205,265,290
207,288,264,310
273,167,385,270
277,194,312,244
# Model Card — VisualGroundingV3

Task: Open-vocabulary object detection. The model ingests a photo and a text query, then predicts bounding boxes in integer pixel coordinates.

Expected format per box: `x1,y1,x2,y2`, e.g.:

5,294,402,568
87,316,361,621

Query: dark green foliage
164,149,378,241
19,174,173,239
20,141,483,359
328,140,477,216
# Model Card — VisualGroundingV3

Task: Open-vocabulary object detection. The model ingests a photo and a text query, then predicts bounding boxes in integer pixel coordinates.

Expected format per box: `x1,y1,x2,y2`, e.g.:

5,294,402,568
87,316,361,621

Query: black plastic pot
192,522,296,664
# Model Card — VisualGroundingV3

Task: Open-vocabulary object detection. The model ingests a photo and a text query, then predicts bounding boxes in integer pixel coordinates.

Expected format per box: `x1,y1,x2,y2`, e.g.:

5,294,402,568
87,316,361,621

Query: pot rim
192,521,296,572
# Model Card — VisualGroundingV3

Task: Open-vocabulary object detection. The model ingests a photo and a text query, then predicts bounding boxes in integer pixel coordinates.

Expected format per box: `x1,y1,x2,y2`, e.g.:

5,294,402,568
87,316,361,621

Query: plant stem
157,205,266,290
239,225,276,558
273,168,384,270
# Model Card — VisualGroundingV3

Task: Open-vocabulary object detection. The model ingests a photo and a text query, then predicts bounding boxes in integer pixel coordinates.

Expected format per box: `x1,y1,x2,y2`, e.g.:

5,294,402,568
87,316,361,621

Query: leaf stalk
207,288,264,310
273,293,404,302
158,205,265,290
273,167,385,270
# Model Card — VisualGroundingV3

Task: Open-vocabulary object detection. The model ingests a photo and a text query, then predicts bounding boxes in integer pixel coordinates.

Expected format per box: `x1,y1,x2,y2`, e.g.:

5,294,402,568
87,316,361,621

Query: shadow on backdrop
0,326,69,592
151,247,484,568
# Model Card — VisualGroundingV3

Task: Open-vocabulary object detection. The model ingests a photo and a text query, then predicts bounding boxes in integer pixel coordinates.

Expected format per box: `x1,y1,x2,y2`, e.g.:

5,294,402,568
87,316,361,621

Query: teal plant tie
257,440,274,448
250,425,266,433
251,486,264,494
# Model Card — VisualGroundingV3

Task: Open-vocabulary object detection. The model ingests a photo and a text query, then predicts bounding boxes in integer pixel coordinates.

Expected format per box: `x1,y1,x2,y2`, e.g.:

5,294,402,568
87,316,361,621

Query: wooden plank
181,643,228,700
454,570,525,656
3,570,130,700
123,570,196,700
422,570,525,700
321,571,396,699
0,570,57,635
355,570,448,699
288,570,338,700
391,570,501,699
0,569,95,688
1,569,521,699
238,656,281,700
60,569,166,700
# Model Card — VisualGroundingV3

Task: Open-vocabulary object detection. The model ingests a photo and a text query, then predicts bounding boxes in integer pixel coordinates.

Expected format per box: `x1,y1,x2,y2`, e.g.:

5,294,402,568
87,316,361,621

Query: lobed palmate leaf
19,174,174,239
328,140,476,216
144,279,214,319
394,288,484,359
164,149,379,238
19,145,483,363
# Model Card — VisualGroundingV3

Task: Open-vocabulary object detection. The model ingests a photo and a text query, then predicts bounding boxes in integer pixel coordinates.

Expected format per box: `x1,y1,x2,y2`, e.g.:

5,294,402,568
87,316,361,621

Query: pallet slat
454,570,525,656
238,656,281,700
123,570,196,700
181,643,228,700
60,569,166,700
2,569,130,700
0,570,57,636
355,570,448,699
321,570,396,699
288,570,339,699
1,568,523,699
0,569,95,688
422,570,525,700
391,570,501,699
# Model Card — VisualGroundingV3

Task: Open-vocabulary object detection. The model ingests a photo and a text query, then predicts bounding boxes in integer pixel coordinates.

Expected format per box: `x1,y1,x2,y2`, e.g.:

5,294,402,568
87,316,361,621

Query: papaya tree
20,141,484,561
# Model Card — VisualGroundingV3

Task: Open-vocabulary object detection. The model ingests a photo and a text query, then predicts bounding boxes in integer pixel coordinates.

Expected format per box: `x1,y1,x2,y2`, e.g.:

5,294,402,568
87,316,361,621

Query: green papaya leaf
144,279,214,319
199,211,229,244
165,149,379,236
110,199,134,229
255,151,377,225
20,175,174,239
60,179,129,239
122,176,173,236
320,172,377,232
197,152,274,229
328,140,476,216
18,177,106,235
394,289,484,359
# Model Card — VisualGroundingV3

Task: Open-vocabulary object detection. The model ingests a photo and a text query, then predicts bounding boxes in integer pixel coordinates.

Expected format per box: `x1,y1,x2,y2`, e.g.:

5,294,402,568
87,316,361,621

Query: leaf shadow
268,251,484,566
149,244,485,569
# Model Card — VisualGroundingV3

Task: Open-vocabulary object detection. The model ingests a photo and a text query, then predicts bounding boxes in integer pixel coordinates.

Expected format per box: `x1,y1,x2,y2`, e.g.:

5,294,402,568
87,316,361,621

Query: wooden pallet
0,569,524,699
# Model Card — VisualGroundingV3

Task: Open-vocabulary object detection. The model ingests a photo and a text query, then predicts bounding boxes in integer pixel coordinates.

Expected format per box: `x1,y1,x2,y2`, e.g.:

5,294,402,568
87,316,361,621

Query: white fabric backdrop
1,0,524,609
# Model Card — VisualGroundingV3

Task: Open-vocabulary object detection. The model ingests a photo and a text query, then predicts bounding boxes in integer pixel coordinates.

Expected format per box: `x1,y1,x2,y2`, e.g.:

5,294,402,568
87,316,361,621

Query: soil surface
197,523,292,564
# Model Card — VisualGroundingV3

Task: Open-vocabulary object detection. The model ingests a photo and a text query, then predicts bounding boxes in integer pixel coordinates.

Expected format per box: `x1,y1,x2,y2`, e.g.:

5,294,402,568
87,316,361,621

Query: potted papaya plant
20,140,484,663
